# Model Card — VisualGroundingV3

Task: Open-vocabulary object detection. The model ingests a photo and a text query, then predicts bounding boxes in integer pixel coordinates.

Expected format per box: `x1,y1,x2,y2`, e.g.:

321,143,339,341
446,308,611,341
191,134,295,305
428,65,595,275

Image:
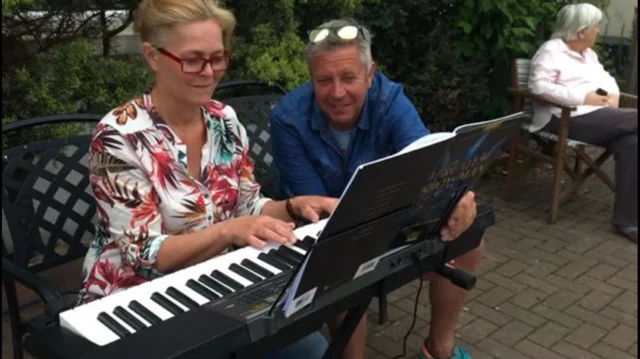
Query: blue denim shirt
269,72,430,198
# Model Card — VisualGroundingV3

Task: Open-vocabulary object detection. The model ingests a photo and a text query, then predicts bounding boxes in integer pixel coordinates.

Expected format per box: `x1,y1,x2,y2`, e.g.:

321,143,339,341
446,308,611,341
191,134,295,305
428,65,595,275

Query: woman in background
529,3,638,243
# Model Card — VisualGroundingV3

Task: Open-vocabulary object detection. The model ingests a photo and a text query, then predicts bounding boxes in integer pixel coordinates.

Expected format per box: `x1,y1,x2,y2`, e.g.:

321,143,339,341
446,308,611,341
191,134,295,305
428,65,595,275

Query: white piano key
217,266,253,287
190,247,249,278
243,246,285,275
294,219,327,239
94,300,138,335
60,301,120,346
132,273,185,319
166,270,210,306
188,256,246,295
252,257,285,275
95,291,146,333
208,249,259,288
152,287,190,313
131,269,195,312
112,290,160,328
134,294,174,321
286,243,308,256
117,303,152,328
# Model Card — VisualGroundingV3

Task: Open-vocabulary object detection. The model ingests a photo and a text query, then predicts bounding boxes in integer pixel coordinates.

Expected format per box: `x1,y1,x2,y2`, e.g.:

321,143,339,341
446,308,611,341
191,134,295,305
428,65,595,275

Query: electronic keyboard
25,206,494,359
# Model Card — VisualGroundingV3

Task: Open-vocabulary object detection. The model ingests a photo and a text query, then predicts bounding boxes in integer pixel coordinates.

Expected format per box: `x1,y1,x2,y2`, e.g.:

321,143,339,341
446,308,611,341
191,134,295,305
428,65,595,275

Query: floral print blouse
79,93,270,303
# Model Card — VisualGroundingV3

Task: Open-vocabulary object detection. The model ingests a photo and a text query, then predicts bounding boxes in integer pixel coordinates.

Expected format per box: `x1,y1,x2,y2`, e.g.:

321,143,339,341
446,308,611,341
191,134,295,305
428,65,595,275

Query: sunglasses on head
308,25,365,44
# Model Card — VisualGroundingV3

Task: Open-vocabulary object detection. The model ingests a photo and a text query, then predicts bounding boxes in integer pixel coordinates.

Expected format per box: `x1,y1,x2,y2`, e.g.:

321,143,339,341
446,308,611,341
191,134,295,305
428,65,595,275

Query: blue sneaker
419,345,471,359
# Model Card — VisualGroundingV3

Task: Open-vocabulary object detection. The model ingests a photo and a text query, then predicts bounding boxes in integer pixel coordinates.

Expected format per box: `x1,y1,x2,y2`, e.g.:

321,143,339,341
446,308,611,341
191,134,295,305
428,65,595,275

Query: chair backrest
216,80,288,200
511,58,534,117
2,114,102,272
224,94,284,200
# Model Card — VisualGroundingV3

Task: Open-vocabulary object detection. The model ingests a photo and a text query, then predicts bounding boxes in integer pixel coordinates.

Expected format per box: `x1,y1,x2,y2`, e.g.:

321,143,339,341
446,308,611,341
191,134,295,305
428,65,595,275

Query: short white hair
551,3,603,41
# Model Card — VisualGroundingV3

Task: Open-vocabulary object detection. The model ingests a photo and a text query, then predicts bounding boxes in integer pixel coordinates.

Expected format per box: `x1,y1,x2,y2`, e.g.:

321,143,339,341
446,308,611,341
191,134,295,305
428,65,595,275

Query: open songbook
278,112,526,317
388,112,527,248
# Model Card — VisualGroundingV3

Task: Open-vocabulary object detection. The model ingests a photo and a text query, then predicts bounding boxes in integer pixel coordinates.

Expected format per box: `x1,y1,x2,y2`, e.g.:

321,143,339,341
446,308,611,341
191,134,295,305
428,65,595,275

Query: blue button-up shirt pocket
313,157,341,181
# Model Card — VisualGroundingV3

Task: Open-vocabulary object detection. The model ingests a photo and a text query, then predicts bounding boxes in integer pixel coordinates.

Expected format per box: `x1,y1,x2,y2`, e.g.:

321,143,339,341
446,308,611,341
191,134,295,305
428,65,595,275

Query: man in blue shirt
270,19,480,359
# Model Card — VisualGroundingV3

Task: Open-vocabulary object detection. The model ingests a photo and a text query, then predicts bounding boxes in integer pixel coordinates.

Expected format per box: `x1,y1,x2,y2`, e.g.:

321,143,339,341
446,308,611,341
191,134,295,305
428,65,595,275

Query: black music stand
268,114,524,358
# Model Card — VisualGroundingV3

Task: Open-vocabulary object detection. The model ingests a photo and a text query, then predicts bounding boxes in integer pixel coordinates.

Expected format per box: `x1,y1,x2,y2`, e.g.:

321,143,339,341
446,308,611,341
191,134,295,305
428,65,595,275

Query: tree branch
106,10,133,37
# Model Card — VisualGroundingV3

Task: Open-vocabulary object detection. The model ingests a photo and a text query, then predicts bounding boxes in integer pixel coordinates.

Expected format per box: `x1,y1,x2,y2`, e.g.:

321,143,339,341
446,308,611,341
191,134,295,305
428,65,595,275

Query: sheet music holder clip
267,235,317,318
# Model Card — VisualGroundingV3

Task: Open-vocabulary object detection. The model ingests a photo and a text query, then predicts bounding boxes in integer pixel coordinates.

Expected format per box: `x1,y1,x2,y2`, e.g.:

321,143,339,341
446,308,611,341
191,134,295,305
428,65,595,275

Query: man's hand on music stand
440,191,477,241
290,196,339,223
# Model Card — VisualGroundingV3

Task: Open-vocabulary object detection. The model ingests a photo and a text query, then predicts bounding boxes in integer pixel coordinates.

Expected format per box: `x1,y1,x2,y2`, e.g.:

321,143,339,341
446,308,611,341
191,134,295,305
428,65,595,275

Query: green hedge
3,0,620,140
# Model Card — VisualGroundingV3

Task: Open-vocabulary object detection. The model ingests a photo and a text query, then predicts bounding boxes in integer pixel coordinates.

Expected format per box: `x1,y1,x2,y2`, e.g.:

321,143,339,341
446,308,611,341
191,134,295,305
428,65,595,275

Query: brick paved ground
365,158,638,359
2,158,637,359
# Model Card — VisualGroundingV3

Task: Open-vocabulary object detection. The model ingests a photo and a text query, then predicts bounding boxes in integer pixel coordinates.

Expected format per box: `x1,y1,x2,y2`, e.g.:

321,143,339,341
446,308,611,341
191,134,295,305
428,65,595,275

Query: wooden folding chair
506,58,638,224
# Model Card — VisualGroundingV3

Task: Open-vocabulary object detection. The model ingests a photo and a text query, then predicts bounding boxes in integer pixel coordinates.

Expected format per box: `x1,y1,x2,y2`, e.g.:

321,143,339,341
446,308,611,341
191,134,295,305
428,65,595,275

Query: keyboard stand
322,296,372,359
317,204,494,359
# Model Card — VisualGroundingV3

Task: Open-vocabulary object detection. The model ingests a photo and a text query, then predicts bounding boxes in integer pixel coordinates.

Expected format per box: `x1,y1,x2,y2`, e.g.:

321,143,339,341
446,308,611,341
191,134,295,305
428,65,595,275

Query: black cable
392,252,424,359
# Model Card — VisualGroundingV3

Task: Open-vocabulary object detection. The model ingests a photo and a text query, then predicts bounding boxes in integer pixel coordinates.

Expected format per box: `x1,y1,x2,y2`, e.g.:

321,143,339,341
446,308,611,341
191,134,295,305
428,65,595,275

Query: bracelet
286,197,300,221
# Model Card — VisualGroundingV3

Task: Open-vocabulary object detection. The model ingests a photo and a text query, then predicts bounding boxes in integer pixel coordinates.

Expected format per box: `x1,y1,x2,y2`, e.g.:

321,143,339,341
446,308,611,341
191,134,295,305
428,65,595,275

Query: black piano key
229,263,263,283
268,249,297,267
98,312,131,338
187,279,220,300
241,259,275,278
279,245,305,262
129,300,162,325
113,306,147,331
293,239,311,251
273,248,300,266
199,275,233,295
151,292,185,315
210,270,245,290
302,237,315,248
166,287,200,310
260,251,293,270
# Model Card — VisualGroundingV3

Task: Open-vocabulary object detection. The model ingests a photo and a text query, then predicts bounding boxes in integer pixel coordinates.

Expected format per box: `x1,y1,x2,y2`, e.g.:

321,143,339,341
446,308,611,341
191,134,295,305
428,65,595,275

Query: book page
321,132,453,238
453,112,525,135
397,132,455,155
329,131,455,207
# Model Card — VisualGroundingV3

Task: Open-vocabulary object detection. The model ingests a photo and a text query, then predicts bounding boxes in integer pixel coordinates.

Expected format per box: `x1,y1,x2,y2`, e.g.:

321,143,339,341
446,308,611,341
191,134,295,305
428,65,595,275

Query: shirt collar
556,38,587,59
310,94,371,132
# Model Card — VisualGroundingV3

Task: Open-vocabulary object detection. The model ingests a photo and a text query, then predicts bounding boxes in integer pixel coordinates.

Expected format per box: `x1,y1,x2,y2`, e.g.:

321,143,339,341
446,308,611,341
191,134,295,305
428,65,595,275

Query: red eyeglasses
155,47,232,74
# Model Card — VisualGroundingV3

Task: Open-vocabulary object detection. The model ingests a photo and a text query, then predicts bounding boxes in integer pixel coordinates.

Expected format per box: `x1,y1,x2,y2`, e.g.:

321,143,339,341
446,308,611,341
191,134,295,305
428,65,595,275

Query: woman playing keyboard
79,0,336,357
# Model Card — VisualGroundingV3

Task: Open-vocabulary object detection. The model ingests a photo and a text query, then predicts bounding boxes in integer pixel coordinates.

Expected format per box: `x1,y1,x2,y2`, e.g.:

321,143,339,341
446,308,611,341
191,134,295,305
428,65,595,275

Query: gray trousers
542,107,638,227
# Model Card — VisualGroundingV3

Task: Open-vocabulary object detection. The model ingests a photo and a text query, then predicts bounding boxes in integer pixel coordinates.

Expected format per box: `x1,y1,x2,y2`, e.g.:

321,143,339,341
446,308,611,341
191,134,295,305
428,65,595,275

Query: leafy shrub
4,39,150,119
231,24,308,90
357,0,492,130
2,39,150,149
3,0,625,143
357,0,615,130
594,41,630,90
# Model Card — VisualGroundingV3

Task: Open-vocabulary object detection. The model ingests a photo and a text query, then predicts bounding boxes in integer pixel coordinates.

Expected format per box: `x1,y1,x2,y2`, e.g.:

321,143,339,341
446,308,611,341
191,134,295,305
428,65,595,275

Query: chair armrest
2,258,66,321
619,93,638,109
508,88,577,112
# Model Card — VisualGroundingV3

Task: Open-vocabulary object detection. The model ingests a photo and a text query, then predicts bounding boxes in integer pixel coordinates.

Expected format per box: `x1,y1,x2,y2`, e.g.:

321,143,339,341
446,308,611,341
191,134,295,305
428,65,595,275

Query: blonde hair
133,0,236,49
